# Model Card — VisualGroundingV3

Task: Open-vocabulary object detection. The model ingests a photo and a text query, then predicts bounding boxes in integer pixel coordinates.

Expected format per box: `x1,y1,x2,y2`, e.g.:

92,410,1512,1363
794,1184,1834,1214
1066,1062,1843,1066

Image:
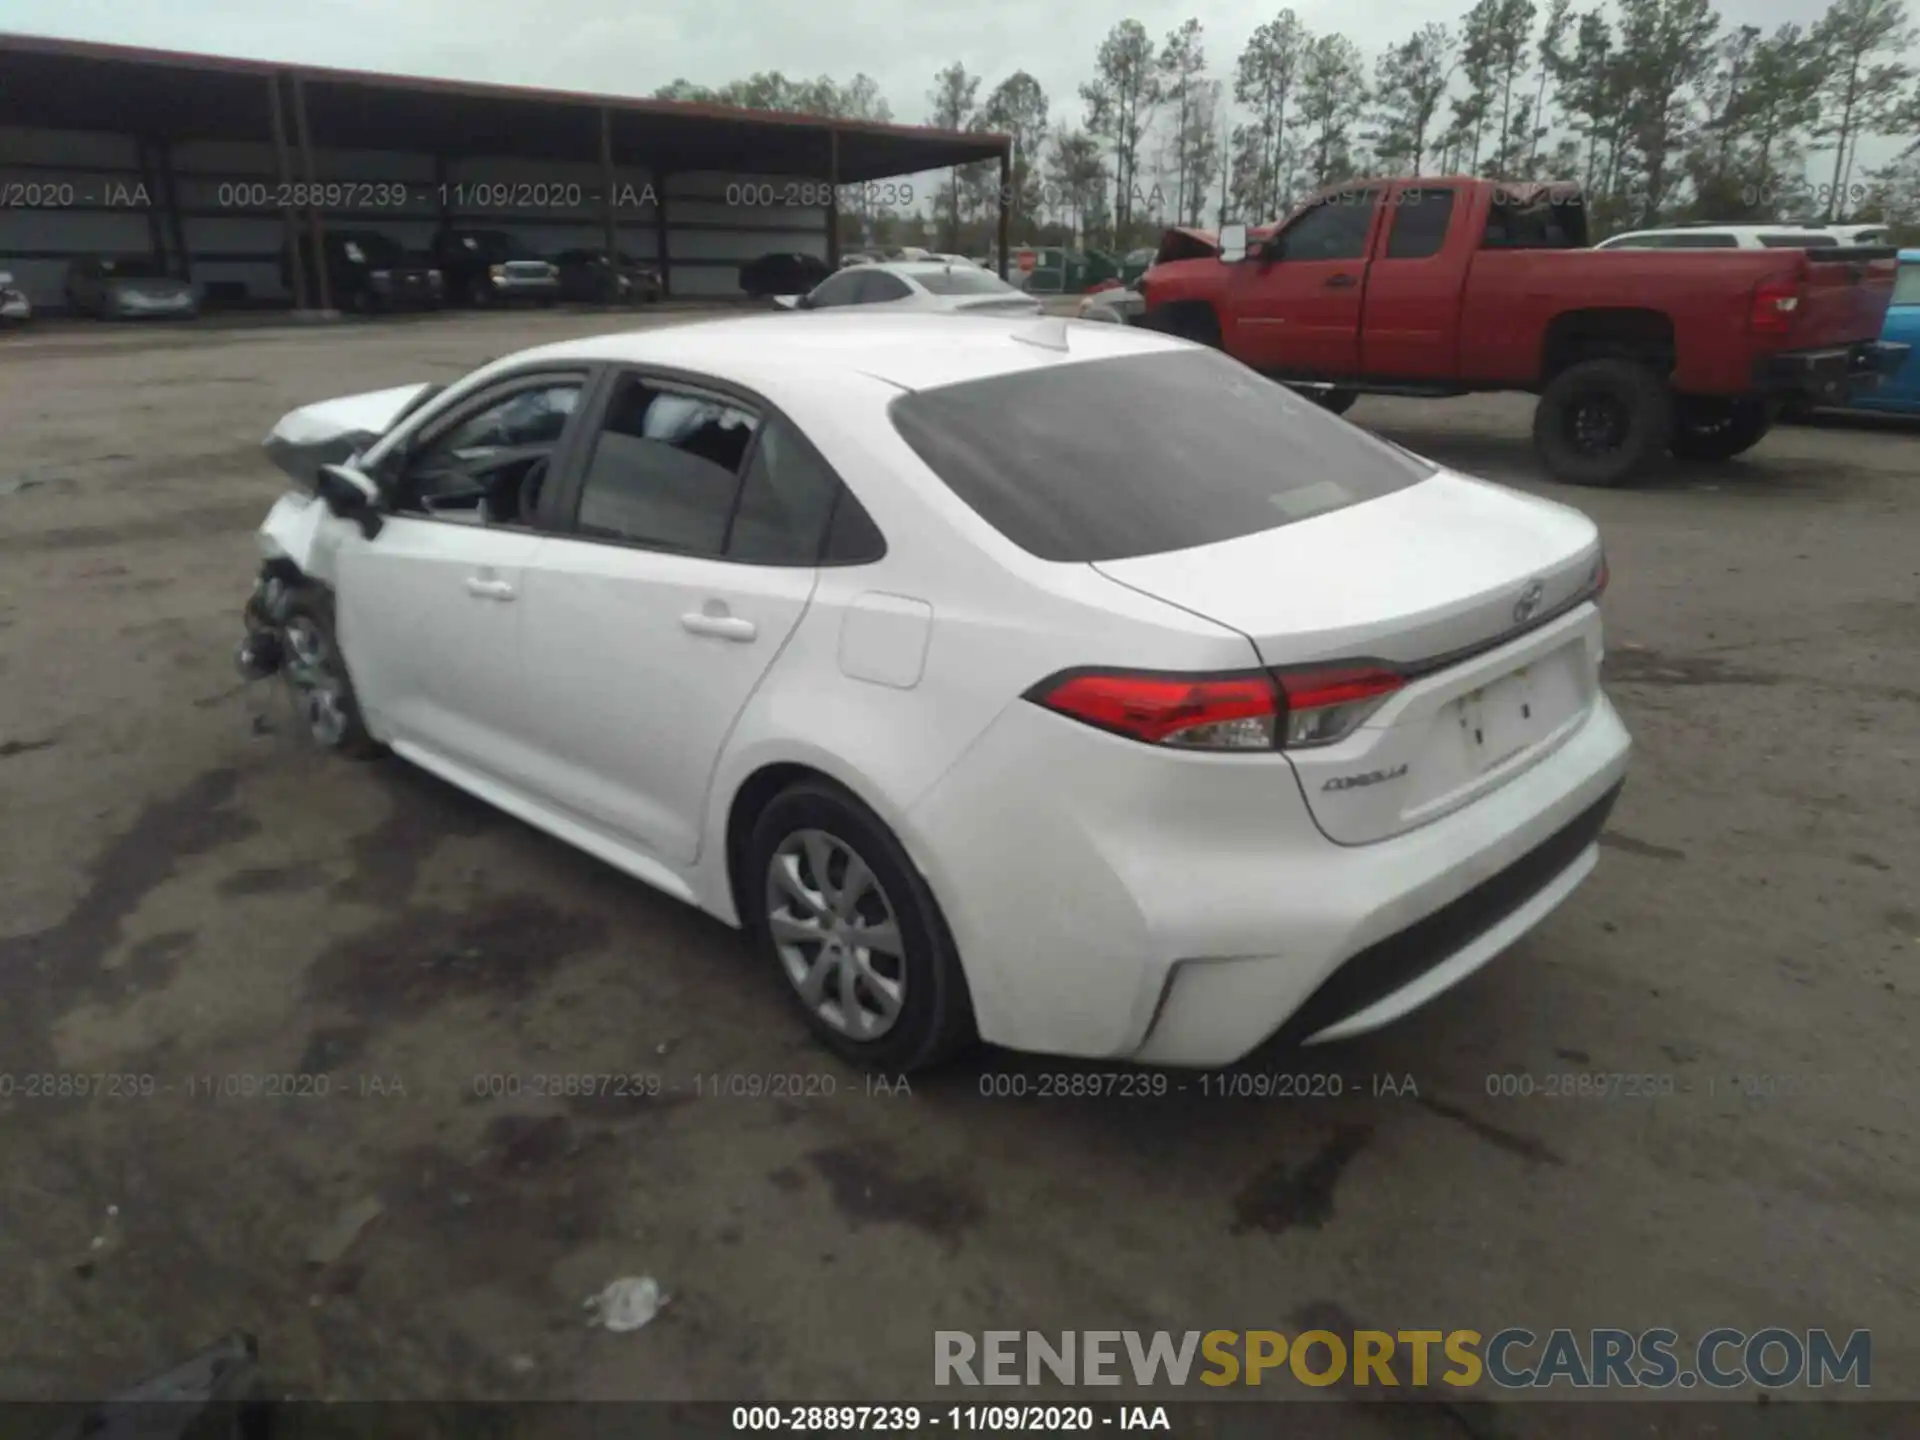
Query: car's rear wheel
1533,357,1672,487
1669,395,1773,460
1308,386,1358,415
747,780,975,1072
280,591,380,760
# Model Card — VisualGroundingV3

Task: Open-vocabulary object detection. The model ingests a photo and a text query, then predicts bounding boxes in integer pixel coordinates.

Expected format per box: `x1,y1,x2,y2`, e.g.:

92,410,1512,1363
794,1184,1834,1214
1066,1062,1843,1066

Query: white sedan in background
775,261,1042,316
241,312,1628,1071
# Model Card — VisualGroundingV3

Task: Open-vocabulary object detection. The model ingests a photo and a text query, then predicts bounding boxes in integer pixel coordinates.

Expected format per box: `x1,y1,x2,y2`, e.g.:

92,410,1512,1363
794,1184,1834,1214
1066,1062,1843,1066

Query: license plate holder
1459,668,1539,774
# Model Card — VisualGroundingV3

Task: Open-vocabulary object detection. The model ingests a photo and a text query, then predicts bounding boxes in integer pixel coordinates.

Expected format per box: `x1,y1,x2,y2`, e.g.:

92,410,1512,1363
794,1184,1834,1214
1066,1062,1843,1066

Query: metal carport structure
0,32,1012,311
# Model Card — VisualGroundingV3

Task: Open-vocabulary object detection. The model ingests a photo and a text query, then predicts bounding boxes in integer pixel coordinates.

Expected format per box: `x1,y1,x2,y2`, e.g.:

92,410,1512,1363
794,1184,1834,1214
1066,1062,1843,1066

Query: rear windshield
889,349,1434,563
913,267,1017,296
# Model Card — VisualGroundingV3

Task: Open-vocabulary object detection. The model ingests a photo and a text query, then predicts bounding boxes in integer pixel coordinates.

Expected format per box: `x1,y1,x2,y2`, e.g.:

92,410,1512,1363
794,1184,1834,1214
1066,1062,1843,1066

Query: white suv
1595,224,1889,250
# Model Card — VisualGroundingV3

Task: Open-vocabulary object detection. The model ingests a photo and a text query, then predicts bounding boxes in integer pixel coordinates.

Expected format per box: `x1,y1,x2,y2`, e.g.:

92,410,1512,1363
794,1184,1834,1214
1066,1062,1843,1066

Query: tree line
656,0,1920,252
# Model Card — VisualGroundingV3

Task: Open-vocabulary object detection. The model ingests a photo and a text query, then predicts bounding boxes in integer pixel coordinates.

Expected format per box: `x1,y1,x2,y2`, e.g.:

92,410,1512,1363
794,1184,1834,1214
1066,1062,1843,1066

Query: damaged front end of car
234,560,303,682
235,381,437,687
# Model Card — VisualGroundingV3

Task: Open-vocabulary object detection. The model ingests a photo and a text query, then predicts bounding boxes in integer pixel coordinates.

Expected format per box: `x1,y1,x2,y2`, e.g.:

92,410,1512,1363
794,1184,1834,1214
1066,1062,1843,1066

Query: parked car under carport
65,256,197,320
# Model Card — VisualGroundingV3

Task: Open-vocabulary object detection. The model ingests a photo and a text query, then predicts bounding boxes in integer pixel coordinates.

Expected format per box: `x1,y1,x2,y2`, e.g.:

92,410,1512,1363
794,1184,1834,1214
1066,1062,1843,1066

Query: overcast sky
5,0,1912,177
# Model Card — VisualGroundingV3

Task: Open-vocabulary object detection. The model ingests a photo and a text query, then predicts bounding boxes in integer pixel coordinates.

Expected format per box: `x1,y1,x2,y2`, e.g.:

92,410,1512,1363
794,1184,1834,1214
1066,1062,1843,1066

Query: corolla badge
1323,763,1409,791
1513,579,1546,625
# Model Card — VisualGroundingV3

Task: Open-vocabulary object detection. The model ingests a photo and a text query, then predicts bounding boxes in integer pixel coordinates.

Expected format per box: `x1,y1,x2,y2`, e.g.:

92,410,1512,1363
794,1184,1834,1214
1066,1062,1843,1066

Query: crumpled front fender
257,492,346,587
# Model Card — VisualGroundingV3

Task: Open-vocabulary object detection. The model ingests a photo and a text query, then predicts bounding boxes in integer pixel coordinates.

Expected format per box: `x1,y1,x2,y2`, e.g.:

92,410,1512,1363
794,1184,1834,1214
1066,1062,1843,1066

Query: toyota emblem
1513,580,1546,625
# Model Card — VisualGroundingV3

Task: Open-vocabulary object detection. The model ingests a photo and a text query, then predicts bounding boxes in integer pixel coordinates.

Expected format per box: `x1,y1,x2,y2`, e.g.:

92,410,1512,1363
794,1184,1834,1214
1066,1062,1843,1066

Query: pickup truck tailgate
1786,248,1899,349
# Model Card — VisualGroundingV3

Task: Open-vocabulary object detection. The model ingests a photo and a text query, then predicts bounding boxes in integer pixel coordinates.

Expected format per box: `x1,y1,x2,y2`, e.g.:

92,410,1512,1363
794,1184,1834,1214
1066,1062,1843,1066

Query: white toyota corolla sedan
240,312,1630,1071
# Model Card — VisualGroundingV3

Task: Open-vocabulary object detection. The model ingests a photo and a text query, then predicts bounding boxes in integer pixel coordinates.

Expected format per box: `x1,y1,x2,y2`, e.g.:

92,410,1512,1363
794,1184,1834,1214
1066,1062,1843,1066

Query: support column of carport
599,106,620,303
267,73,309,312
826,129,841,270
996,148,1010,280
290,74,331,312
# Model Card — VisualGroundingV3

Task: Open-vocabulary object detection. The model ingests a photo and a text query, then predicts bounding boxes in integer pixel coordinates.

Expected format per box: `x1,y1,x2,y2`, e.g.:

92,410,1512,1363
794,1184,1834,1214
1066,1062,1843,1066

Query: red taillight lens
1029,662,1406,751
1751,280,1801,334
1273,664,1405,747
1029,670,1281,750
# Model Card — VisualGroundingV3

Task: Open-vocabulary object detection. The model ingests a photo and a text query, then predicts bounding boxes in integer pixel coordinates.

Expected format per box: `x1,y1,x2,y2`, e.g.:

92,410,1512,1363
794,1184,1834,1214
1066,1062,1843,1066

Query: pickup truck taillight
1751,279,1802,335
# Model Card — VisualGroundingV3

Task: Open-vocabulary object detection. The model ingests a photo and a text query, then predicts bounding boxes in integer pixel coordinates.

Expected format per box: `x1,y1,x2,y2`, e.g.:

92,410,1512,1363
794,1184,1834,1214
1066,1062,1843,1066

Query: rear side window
575,378,759,555
1759,233,1839,248
729,418,858,564
889,349,1434,563
1385,189,1456,259
1484,194,1585,249
1893,264,1920,307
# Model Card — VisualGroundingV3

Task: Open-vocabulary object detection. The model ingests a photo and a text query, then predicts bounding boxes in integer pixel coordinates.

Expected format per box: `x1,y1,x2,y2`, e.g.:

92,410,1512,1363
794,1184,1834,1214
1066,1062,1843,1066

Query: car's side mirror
1217,223,1250,264
316,463,385,539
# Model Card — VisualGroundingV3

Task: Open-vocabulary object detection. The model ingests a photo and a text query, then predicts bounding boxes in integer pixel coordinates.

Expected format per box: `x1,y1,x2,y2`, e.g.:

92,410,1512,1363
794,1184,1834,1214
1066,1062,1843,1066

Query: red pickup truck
1138,178,1909,486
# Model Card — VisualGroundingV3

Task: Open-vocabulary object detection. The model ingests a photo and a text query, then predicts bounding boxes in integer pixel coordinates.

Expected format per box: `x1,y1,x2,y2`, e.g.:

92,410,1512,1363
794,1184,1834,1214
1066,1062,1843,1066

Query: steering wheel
516,455,551,524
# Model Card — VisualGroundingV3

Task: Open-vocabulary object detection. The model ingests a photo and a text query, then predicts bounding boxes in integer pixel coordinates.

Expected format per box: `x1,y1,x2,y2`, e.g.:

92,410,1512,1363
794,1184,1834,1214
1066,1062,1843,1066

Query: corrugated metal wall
1,123,831,309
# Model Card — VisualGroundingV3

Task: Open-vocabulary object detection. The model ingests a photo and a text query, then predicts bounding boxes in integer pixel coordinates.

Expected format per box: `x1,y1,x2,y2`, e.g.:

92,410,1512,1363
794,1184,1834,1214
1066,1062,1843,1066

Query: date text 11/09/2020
731,1406,1172,1433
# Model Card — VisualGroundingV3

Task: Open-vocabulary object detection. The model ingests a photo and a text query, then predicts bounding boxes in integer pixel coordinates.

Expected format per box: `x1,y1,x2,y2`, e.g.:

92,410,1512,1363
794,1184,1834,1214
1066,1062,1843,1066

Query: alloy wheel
765,829,907,1040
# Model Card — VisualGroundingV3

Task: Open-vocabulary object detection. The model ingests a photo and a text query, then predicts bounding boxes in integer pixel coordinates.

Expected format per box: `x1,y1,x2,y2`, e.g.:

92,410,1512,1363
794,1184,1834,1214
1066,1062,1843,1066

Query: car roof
500,311,1189,395
870,260,1005,278
1900,247,1920,263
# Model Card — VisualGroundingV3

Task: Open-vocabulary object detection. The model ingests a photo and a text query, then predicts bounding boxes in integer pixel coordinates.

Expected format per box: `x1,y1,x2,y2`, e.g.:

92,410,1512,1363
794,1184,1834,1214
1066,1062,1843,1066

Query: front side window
391,377,584,520
862,273,914,301
436,384,579,456
1272,191,1380,262
806,271,868,307
574,378,759,555
1384,188,1456,260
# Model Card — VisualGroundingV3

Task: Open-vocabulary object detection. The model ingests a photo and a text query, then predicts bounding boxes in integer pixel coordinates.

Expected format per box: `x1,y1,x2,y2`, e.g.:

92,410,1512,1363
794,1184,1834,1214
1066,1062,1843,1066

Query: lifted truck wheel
1533,357,1672,487
1669,396,1773,461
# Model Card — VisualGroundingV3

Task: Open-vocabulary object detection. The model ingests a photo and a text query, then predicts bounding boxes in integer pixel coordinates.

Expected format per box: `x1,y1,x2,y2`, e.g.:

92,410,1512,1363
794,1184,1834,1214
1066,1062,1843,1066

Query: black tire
1669,396,1773,460
746,779,976,1072
279,590,381,760
1533,357,1673,487
1312,387,1358,416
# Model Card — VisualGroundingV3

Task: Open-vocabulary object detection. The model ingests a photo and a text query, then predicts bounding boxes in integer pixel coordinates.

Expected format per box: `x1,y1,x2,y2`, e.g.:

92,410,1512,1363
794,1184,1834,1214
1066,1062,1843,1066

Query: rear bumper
906,682,1631,1067
1757,340,1911,404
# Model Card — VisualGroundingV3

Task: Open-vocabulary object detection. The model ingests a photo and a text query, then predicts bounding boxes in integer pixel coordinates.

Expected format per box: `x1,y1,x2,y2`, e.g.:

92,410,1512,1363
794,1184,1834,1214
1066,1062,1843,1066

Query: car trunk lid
1092,472,1607,844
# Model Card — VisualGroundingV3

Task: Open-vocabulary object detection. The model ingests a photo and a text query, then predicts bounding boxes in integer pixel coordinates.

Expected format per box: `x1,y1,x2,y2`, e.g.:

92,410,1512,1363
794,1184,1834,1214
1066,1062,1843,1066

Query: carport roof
0,32,1010,183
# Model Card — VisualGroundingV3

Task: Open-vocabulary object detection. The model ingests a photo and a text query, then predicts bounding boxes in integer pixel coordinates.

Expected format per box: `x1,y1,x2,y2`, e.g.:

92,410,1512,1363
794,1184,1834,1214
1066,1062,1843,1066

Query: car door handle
464,577,517,601
1324,273,1357,288
681,613,757,642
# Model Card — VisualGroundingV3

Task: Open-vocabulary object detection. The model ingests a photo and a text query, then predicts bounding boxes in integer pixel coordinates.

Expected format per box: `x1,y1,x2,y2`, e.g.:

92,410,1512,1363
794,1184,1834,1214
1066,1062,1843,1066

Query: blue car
1850,247,1920,415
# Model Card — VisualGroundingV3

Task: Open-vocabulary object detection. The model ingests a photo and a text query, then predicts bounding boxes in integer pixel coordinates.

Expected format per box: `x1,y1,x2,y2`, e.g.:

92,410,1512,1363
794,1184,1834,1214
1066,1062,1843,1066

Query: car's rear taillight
1029,670,1281,750
1272,664,1405,747
1027,662,1406,752
1751,279,1801,334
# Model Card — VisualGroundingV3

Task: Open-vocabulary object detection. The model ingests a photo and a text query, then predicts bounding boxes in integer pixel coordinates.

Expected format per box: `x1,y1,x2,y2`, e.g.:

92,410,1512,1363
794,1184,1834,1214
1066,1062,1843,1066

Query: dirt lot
1,309,1916,1427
